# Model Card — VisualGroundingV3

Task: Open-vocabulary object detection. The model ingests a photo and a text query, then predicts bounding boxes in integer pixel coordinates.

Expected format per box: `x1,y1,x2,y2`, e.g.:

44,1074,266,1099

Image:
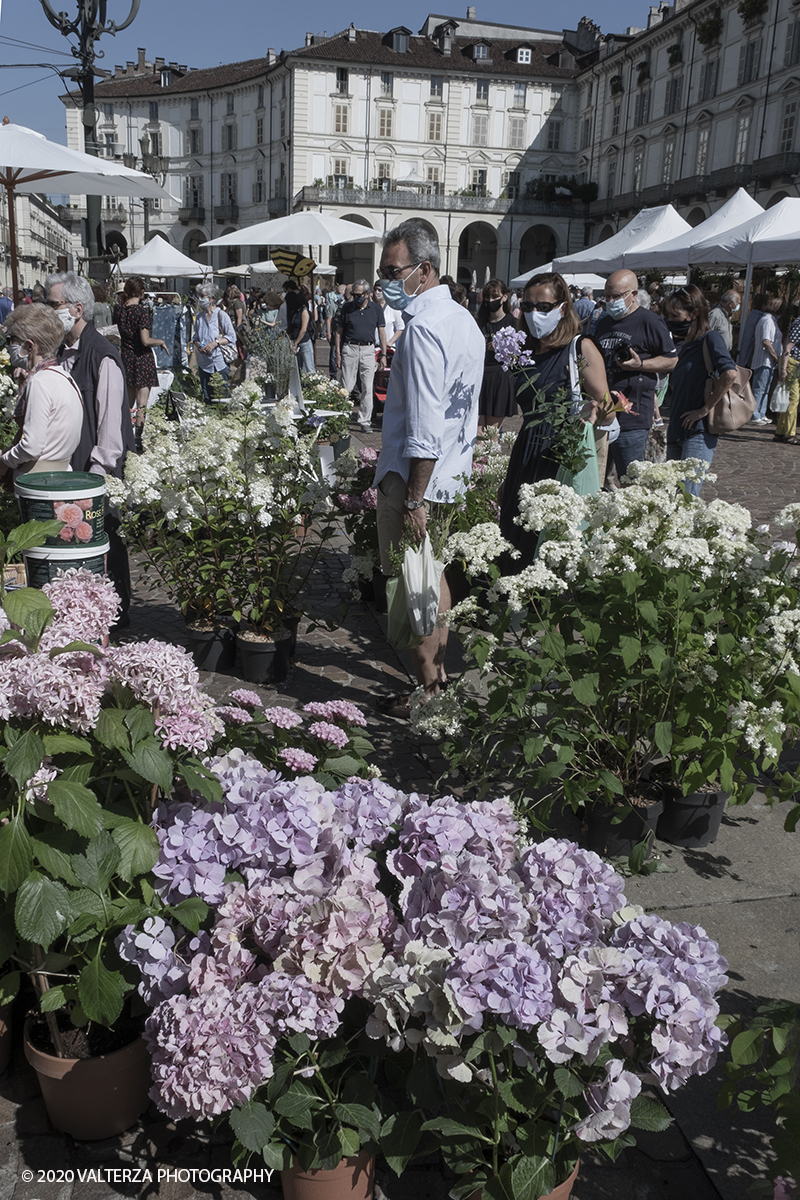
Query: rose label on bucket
14,471,106,547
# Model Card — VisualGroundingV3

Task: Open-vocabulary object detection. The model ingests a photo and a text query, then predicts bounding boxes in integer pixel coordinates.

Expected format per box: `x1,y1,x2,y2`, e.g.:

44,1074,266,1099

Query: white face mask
56,307,76,334
198,296,211,308
525,305,564,339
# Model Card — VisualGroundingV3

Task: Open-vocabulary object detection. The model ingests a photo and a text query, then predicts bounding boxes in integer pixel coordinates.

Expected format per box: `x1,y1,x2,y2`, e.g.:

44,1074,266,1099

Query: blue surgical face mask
381,265,422,311
524,306,564,339
198,296,211,309
607,296,630,320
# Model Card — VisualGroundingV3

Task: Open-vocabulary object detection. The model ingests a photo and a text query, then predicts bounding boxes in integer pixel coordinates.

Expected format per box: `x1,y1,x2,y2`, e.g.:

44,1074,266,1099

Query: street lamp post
38,0,141,266
123,134,169,248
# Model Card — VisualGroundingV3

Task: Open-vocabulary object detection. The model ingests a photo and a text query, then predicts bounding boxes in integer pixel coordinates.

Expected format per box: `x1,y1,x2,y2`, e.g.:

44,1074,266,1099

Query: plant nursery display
432,461,800,847
299,372,352,444
125,765,728,1198
107,392,335,637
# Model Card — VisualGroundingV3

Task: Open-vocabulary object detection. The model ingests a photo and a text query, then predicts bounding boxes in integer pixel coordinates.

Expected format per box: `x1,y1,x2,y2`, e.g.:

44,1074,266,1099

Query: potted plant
0,523,224,1137
737,0,768,22
696,14,724,45
333,447,382,600
609,75,624,96
667,42,683,66
436,463,800,866
127,774,728,1197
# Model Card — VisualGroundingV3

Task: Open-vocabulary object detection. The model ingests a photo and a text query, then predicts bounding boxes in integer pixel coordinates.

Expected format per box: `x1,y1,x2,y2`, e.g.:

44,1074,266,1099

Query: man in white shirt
374,220,485,716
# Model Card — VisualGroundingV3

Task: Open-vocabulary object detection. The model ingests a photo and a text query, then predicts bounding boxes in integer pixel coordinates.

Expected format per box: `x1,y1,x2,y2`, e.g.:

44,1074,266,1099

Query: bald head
604,269,639,319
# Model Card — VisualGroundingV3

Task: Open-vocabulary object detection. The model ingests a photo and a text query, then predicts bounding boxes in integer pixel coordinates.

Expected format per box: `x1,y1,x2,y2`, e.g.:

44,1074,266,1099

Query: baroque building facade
1,192,77,292
59,0,800,283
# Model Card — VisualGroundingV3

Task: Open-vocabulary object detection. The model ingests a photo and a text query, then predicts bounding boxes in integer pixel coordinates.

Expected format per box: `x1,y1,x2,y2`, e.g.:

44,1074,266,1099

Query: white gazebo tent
202,211,382,250
510,262,607,292
114,237,209,279
623,189,764,273
687,197,800,313
552,205,691,274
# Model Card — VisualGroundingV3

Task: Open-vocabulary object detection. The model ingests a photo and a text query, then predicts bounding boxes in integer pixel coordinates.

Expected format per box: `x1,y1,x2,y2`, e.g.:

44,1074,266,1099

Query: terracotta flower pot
23,1020,151,1140
468,1160,579,1200
281,1151,375,1200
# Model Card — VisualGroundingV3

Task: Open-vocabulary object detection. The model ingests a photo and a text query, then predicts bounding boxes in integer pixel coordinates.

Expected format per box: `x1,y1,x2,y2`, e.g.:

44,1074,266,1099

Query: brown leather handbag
703,335,756,434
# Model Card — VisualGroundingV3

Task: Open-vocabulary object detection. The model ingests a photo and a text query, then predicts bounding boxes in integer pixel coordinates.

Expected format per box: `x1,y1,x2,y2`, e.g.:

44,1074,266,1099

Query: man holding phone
592,269,678,476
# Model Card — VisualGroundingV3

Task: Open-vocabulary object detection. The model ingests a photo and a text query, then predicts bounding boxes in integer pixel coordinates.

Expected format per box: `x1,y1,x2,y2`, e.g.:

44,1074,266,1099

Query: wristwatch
404,499,425,511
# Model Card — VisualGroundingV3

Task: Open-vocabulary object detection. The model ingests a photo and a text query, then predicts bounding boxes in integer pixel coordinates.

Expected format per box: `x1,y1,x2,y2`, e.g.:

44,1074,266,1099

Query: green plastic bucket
14,472,106,547
23,539,110,590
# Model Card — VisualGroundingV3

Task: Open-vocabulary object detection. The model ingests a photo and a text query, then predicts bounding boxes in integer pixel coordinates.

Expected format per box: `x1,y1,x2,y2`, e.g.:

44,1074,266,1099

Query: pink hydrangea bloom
216,705,253,726
263,706,303,729
156,704,219,754
42,568,121,645
308,720,349,749
279,747,318,773
358,446,379,465
228,689,262,708
106,640,200,710
303,700,366,726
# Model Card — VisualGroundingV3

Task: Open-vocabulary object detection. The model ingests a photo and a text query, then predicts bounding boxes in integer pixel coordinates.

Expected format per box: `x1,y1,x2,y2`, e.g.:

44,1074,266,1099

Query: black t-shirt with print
592,307,678,431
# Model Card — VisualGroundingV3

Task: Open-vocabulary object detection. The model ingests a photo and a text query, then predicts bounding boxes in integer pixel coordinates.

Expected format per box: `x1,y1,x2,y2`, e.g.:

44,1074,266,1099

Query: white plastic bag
772,380,790,413
401,535,445,638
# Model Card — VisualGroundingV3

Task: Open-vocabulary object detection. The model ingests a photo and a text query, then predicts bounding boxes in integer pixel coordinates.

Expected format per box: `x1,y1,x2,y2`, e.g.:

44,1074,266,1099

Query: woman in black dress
499,272,610,566
112,276,169,430
475,277,518,428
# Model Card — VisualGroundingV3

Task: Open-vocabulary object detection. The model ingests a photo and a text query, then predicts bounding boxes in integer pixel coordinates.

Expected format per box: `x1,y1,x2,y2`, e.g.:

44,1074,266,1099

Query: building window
581,116,592,148
189,127,202,154
253,167,264,202
735,111,752,163
633,149,644,191
430,75,443,98
611,103,621,136
222,123,236,151
256,116,264,144
428,110,442,141
226,92,235,115
738,38,763,85
662,139,675,184
376,162,392,189
517,47,531,64
104,133,115,157
333,158,348,176
664,75,683,116
378,108,393,138
474,43,488,59
149,101,159,122
473,111,489,145
393,31,408,53
188,175,203,207
606,158,616,199
149,130,162,156
699,58,719,101
334,104,349,134
257,85,265,108
279,108,286,138
513,81,527,108
221,172,236,203
381,72,394,96
190,97,199,120
696,126,709,174
103,103,114,118
281,77,286,100
505,169,521,198
476,80,489,103
781,99,798,154
471,168,487,195
427,165,441,192
508,115,526,149
634,87,650,126
546,120,562,151
786,21,800,67
336,67,349,94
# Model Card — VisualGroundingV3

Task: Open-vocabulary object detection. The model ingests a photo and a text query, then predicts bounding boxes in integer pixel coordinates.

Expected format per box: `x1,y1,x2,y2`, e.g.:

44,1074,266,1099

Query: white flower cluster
730,700,787,757
409,685,465,740
443,523,518,573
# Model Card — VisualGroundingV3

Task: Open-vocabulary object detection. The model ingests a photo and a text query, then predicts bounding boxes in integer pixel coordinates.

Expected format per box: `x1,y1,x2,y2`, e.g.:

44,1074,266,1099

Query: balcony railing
708,164,753,190
267,196,288,215
215,203,239,222
752,153,800,181
294,185,585,216
178,206,205,224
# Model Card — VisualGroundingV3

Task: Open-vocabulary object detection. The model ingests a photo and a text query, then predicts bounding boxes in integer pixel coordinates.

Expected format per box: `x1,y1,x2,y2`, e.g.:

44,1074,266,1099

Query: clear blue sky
0,0,650,145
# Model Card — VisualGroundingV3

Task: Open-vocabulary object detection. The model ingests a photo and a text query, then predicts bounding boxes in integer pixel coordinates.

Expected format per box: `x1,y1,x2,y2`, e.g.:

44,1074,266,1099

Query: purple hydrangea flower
279,747,318,773
308,720,349,749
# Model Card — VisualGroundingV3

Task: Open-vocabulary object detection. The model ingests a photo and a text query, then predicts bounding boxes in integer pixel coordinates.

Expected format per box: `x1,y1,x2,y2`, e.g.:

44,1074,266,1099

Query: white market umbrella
0,119,170,301
202,211,382,249
510,262,607,291
624,189,764,272
116,237,209,279
552,205,691,274
688,197,800,313
214,261,338,277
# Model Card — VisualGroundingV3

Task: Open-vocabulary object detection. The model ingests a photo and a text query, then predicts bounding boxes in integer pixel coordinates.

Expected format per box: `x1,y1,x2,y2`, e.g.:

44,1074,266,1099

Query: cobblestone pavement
1,401,798,1200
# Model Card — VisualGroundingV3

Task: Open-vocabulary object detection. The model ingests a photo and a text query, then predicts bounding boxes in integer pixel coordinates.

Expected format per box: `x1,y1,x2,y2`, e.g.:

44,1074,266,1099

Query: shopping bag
555,421,601,496
385,576,421,650
401,535,445,638
772,381,790,413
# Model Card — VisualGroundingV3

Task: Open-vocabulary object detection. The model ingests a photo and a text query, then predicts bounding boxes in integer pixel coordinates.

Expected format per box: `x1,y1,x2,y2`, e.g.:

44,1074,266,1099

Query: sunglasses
521,300,560,313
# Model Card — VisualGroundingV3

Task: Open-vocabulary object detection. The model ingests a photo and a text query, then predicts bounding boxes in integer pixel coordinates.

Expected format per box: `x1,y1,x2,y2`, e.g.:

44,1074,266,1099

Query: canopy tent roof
509,262,607,291
214,261,338,277
202,211,382,248
624,190,764,271
552,205,691,274
113,237,209,278
687,197,800,265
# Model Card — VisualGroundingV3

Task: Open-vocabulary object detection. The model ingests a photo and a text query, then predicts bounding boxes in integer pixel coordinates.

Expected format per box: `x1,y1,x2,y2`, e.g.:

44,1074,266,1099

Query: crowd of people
0,226,793,689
